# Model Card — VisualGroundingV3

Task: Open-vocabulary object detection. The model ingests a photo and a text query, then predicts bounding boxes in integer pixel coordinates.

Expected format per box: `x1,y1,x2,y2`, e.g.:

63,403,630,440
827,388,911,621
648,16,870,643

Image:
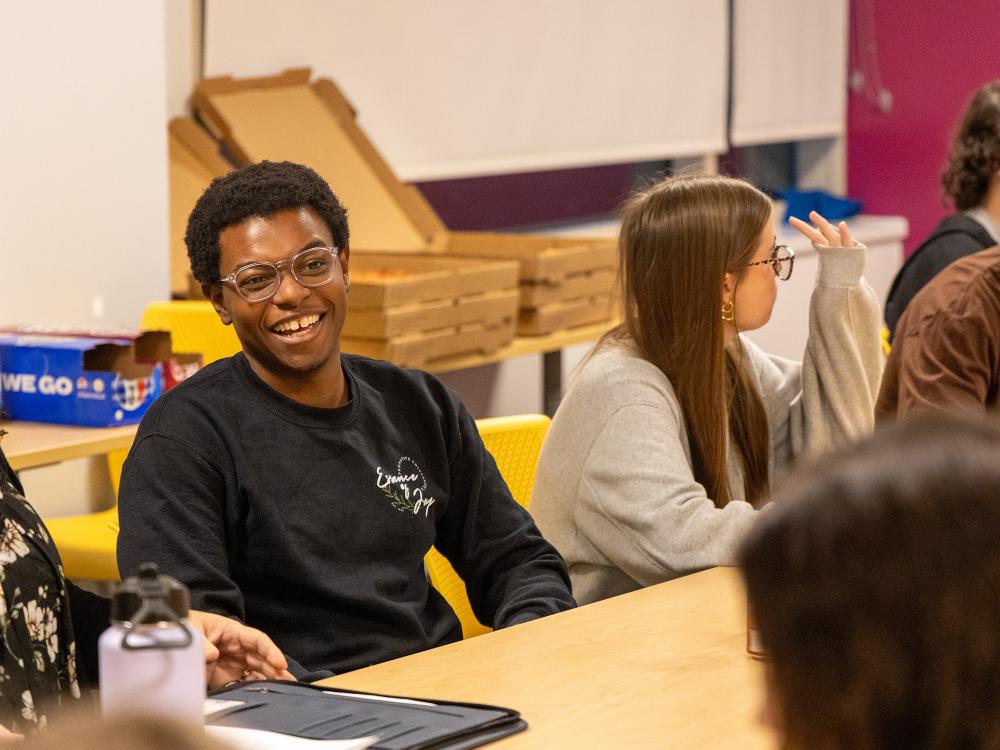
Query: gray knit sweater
532,244,883,605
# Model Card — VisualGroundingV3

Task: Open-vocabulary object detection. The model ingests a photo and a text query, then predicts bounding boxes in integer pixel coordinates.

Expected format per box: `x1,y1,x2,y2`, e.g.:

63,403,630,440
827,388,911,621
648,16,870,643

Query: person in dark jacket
117,161,575,681
884,80,1000,339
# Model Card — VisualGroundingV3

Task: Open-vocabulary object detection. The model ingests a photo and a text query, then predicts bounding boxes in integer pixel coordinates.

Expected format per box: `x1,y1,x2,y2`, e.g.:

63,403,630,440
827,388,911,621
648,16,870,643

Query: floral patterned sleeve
65,581,109,686
0,466,81,735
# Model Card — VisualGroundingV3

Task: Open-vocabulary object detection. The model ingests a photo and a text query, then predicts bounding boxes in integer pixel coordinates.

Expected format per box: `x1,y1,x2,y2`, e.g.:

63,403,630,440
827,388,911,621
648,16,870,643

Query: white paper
204,698,245,717
207,726,376,750
319,689,434,707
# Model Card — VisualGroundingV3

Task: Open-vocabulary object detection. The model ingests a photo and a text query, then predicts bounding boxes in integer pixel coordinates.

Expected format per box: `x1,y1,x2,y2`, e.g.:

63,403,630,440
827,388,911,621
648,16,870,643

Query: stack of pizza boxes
173,68,616,368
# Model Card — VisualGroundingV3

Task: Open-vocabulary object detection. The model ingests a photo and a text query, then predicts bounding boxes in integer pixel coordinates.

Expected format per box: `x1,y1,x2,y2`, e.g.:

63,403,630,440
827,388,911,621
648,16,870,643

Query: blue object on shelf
779,190,863,224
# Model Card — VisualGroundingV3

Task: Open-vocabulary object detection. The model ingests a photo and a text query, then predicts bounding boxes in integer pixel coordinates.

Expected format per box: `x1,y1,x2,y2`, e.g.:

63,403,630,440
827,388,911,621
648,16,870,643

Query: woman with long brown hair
531,173,882,605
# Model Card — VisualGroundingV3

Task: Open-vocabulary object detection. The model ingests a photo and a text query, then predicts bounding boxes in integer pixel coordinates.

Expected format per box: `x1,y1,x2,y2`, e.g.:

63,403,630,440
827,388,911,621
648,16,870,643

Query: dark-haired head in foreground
741,413,1000,750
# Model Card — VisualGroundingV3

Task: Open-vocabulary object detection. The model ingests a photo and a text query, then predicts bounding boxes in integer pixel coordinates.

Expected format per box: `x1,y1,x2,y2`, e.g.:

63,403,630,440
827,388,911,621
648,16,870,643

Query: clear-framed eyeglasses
744,245,795,281
219,246,341,303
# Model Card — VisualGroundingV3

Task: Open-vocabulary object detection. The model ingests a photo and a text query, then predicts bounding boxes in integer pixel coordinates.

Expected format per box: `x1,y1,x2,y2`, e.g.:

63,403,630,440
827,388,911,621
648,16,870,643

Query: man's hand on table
189,610,296,688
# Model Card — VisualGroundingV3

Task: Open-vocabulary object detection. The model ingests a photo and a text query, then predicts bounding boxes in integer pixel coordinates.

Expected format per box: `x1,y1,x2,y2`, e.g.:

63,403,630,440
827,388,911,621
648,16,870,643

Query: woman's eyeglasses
745,245,795,281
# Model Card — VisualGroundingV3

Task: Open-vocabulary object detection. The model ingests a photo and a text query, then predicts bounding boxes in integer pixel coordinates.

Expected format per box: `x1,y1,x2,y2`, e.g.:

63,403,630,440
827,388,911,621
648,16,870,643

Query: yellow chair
46,301,236,582
141,300,241,366
45,447,129,581
425,414,551,639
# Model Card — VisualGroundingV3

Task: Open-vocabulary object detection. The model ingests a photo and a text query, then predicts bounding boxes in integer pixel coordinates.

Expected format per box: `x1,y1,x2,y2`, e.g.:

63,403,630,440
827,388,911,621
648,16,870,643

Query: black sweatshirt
117,354,574,679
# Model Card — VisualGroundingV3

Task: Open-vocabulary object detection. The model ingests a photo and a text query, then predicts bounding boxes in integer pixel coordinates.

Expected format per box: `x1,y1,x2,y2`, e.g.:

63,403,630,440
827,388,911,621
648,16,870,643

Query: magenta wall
847,0,1000,256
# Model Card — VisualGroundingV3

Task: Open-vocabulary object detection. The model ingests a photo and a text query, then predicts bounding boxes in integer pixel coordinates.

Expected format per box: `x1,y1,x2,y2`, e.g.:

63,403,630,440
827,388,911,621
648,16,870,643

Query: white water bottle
99,562,205,725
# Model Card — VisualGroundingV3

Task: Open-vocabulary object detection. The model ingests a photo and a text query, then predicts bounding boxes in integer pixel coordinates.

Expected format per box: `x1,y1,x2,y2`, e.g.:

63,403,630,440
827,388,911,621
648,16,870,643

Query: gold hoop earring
721,300,734,322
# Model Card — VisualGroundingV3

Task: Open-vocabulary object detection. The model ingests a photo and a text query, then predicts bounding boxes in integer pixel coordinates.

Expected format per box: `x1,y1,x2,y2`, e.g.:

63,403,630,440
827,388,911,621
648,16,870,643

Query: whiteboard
204,0,728,181
730,0,848,146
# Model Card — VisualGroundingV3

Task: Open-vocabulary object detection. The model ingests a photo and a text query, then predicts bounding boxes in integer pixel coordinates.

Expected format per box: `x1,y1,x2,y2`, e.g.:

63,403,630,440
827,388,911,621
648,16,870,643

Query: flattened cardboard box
169,117,235,298
0,334,162,427
191,68,617,336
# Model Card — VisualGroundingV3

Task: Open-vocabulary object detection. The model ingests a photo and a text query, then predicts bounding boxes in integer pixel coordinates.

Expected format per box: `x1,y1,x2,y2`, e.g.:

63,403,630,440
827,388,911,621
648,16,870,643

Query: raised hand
789,210,857,248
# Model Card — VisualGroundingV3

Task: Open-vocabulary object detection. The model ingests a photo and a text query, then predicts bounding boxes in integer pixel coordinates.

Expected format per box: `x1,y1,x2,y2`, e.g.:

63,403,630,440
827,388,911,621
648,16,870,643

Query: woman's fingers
838,220,856,247
788,215,824,244
807,211,842,245
789,212,854,247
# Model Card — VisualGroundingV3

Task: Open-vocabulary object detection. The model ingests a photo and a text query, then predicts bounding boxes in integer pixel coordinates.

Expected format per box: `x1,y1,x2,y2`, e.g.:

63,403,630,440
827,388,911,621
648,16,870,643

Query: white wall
1,0,171,518
165,0,200,119
0,0,170,329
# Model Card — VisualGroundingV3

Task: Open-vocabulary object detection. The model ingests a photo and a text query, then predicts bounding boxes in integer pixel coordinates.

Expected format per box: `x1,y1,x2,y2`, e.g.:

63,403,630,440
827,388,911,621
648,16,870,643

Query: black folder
207,680,527,750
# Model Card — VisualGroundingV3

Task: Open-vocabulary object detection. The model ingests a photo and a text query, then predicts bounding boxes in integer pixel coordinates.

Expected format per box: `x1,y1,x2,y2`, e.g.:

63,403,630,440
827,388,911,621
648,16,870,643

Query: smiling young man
116,161,575,680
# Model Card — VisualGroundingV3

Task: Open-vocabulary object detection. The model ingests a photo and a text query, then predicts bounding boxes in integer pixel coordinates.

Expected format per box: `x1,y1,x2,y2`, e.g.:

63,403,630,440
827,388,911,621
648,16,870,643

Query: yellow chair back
44,446,130,581
424,414,551,639
141,301,241,366
107,446,128,498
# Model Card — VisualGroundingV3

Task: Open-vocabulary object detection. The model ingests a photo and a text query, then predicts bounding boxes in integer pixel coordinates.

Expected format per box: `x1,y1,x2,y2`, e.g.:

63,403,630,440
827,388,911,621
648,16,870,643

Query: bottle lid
110,562,191,624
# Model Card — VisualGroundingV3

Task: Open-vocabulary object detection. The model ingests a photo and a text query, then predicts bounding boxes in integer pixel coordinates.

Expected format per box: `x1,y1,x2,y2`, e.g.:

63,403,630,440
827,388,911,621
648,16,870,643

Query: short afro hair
186,160,350,284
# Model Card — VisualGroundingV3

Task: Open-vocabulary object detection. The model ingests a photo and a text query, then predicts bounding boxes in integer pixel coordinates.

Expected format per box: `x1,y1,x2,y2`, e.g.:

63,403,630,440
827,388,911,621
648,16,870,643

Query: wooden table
1,420,137,471
320,567,771,749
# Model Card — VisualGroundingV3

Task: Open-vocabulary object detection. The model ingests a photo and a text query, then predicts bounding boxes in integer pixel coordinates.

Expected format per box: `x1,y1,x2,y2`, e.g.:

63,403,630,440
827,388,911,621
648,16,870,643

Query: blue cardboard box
0,334,162,426
0,325,201,391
